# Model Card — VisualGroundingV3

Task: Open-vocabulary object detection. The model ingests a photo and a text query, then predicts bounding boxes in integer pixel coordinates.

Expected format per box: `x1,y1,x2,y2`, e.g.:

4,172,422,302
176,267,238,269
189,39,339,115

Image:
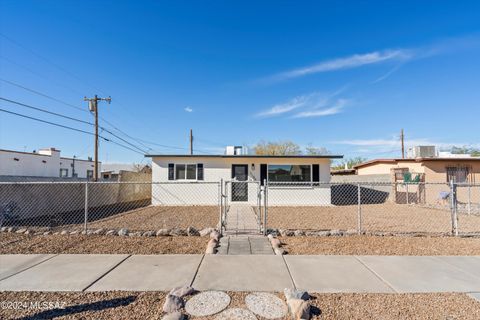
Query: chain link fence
1,180,479,237
0,181,221,235
265,181,480,236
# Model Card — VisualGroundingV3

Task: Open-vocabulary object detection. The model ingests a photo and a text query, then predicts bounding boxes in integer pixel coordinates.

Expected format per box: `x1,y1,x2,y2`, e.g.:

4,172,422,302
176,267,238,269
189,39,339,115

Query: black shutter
168,163,174,180
260,164,267,185
312,164,320,185
197,163,204,180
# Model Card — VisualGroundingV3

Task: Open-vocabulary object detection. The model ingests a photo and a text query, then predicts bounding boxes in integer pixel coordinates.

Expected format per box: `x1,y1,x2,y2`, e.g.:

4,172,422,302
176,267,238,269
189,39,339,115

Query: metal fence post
468,184,471,215
357,183,362,234
84,181,89,233
263,179,268,236
219,179,223,235
405,183,409,205
450,181,458,236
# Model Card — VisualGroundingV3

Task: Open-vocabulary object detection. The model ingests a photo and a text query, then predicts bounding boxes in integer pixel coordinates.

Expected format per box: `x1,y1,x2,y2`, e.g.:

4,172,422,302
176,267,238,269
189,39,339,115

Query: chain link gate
220,180,265,235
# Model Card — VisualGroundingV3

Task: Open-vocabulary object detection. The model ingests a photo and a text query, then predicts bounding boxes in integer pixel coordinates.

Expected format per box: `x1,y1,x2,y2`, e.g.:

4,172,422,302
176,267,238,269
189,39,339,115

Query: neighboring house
101,163,151,181
354,157,480,206
0,147,97,179
146,148,342,206
354,158,480,184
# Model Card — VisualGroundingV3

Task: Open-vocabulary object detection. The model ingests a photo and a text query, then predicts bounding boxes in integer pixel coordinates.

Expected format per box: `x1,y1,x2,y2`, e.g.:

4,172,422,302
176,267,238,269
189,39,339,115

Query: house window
59,168,69,177
87,170,94,179
175,164,197,180
268,165,311,183
446,166,470,183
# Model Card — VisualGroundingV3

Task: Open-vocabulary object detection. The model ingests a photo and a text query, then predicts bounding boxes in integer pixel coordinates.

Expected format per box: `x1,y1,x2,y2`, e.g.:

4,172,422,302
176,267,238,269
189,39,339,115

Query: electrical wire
0,107,144,155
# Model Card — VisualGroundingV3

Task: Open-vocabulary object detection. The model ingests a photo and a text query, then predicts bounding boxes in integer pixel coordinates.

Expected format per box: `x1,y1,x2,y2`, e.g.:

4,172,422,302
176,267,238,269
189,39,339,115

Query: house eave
145,154,343,159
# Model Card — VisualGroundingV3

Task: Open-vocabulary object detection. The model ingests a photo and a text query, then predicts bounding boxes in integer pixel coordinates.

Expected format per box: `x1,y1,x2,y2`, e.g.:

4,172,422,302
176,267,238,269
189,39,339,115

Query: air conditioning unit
408,146,437,158
225,146,247,155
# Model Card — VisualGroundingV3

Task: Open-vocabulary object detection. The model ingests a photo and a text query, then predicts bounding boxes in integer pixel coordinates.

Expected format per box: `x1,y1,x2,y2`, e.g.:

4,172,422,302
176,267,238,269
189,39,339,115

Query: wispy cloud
255,89,347,119
255,94,312,118
292,99,347,118
336,136,480,156
184,106,193,113
263,49,413,83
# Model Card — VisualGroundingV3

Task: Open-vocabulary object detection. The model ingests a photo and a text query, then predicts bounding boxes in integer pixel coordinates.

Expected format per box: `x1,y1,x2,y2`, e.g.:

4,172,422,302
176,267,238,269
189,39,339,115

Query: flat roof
145,154,343,159
354,157,480,169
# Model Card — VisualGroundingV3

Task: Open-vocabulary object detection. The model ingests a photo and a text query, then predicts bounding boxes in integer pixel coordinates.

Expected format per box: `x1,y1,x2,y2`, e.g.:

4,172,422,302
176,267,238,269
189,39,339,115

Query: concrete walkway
217,236,273,255
224,205,260,235
1,254,480,293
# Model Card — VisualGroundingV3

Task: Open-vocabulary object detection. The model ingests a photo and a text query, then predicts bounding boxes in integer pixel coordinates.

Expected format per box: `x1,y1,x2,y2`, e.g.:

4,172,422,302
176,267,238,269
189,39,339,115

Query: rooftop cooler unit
407,146,437,158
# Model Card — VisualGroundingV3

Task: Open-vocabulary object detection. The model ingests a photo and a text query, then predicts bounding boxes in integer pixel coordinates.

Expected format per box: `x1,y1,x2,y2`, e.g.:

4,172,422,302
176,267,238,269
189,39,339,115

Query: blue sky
1,1,479,164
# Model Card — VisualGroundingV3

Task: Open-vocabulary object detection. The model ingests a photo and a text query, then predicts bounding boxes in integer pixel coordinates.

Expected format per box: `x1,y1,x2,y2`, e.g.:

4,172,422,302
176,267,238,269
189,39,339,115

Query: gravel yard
0,234,208,254
88,205,219,231
0,291,479,319
268,203,480,234
280,235,480,255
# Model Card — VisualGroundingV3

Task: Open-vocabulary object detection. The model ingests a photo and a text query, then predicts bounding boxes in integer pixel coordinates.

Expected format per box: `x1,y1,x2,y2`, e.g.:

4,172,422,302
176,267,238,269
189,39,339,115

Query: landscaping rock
280,229,294,237
105,230,116,236
200,227,215,237
0,227,7,232
118,228,129,236
169,286,196,298
15,228,27,234
24,230,31,235
245,292,287,319
286,298,311,320
270,238,282,248
215,308,257,320
43,231,51,235
162,311,187,320
60,230,68,235
143,230,155,237
210,230,221,241
93,228,104,235
206,239,217,254
274,247,286,255
187,226,200,236
185,291,230,317
7,227,15,233
156,228,171,236
129,231,143,237
170,228,187,236
329,229,343,236
267,229,279,237
315,230,330,237
267,234,274,240
284,288,310,301
344,229,357,236
294,230,305,237
70,231,79,235
163,294,185,313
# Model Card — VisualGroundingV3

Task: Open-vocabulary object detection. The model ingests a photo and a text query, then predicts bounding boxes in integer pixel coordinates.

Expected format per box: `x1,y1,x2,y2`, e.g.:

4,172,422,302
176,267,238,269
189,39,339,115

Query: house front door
231,164,248,202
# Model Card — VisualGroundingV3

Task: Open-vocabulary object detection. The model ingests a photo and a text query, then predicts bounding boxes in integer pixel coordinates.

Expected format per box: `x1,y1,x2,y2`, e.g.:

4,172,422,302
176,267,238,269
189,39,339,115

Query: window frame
174,163,198,181
59,168,69,178
86,170,94,179
446,166,471,183
267,164,313,187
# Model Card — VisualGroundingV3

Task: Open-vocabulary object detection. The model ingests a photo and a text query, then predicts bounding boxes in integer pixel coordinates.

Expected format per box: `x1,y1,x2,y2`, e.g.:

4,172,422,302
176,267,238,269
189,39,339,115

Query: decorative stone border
0,226,218,237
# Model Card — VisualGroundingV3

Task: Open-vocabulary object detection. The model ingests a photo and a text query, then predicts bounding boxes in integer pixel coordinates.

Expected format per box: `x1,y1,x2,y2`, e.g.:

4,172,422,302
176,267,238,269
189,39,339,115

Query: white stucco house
146,148,342,206
0,147,98,179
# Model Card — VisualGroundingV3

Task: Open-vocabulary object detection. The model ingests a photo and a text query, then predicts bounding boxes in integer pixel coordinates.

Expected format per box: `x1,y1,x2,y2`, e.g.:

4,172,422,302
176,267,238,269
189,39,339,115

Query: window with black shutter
168,163,174,180
197,163,204,180
260,164,267,185
312,164,320,185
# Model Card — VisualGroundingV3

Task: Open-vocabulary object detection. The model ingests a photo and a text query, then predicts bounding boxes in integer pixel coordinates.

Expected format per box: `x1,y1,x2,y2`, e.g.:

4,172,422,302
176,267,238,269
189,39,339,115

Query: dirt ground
87,205,219,231
0,234,208,254
280,235,480,255
1,291,479,320
268,203,480,234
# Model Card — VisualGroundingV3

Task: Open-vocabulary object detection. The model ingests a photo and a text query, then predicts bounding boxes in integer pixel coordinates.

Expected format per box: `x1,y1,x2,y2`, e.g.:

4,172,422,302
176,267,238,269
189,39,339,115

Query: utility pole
84,95,111,181
189,129,193,155
400,128,405,159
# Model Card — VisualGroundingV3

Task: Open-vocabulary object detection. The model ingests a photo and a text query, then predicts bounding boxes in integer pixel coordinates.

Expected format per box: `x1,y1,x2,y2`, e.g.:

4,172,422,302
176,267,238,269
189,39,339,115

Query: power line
0,107,144,155
0,97,148,154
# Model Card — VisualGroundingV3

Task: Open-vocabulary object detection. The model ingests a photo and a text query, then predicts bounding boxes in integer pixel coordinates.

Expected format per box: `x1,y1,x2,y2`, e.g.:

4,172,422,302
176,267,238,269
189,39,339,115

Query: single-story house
145,153,343,206
354,158,480,184
354,157,480,205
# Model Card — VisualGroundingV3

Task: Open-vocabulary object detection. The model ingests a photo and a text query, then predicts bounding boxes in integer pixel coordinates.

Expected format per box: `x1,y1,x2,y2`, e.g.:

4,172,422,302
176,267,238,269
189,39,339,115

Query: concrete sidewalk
1,254,480,293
